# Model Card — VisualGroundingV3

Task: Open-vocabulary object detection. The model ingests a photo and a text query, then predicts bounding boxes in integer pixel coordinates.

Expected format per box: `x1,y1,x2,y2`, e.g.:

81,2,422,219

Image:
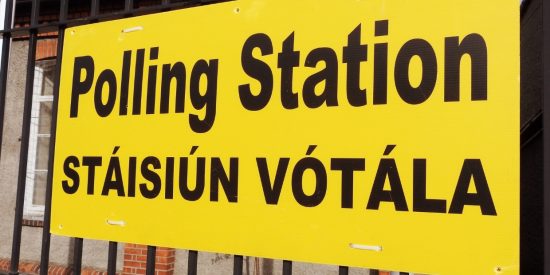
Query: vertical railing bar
160,0,171,12
338,266,349,275
282,260,292,275
232,255,243,275
30,0,40,26
59,0,68,22
9,0,40,273
124,0,134,13
107,242,118,275
73,238,83,275
90,0,99,17
187,250,198,275
0,0,15,161
146,246,156,275
544,0,550,272
0,0,14,262
39,0,67,272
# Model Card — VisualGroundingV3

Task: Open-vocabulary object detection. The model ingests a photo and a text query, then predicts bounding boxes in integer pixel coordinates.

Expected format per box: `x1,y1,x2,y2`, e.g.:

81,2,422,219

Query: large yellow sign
51,0,519,274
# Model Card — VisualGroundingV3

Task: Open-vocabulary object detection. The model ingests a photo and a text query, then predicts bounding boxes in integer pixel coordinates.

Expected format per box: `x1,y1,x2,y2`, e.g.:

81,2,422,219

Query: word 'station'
52,1,519,274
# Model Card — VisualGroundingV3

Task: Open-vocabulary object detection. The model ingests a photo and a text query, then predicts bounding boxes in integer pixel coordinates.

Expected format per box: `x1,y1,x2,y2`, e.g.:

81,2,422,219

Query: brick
36,39,58,60
155,256,175,264
124,248,143,255
123,268,136,275
155,249,175,257
154,263,171,271
124,261,142,268
0,259,10,271
19,262,34,273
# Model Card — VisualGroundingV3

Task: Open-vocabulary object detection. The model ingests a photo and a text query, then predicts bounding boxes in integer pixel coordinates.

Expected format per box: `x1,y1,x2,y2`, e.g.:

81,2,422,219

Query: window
24,58,55,220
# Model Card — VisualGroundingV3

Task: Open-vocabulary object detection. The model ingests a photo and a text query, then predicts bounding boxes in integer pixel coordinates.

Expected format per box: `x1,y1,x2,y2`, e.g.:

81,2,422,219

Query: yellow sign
51,0,519,274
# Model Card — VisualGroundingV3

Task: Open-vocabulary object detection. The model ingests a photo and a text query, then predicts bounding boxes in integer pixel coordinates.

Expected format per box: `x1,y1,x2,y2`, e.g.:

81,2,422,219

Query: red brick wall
123,244,175,275
0,258,113,275
36,37,57,60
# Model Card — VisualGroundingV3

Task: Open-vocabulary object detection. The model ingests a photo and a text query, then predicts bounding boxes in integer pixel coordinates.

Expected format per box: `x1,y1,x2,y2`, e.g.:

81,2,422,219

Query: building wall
520,0,542,127
520,0,544,273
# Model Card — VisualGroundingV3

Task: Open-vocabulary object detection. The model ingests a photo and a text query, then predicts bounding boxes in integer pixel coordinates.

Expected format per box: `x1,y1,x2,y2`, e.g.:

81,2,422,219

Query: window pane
38,101,52,134
25,58,56,213
35,136,50,170
40,59,56,96
33,171,47,205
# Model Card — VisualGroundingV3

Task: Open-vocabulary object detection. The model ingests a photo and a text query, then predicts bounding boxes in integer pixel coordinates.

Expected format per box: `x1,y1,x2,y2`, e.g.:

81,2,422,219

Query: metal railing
0,1,378,274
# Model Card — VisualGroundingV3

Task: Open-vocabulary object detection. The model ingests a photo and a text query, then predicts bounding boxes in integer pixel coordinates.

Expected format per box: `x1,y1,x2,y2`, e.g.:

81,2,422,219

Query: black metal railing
0,0,381,275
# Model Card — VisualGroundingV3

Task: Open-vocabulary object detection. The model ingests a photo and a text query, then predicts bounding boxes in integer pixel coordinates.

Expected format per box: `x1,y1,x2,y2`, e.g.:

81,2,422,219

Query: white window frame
24,59,54,220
